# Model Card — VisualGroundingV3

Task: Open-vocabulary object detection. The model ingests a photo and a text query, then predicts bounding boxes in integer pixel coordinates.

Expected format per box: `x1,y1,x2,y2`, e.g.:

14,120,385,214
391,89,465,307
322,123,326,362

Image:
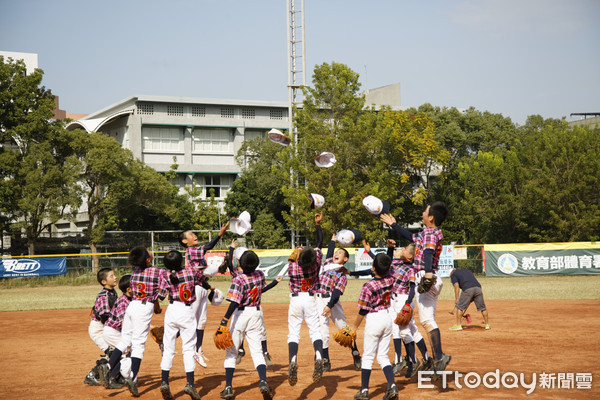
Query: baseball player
218,248,279,400
159,250,207,400
316,232,361,371
101,274,133,389
351,253,398,400
84,267,119,386
180,222,229,367
100,246,169,397
449,268,490,330
286,213,325,386
380,201,451,378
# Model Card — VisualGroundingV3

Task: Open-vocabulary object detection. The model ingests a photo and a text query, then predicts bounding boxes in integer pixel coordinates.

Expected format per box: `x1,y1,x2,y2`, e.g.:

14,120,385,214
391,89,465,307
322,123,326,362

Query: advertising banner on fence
484,242,600,277
0,256,67,278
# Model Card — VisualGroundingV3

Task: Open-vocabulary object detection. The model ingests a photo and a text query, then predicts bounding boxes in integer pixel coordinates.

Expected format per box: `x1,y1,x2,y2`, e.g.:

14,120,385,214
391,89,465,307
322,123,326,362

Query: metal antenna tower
287,0,306,248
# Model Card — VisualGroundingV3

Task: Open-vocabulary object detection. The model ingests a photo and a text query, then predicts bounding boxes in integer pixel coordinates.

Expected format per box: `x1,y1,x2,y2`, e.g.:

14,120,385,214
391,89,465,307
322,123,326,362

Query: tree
0,56,82,254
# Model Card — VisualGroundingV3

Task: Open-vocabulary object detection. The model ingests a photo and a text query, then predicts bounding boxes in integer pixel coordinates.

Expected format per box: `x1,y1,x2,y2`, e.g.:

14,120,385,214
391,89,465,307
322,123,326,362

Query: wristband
220,318,228,326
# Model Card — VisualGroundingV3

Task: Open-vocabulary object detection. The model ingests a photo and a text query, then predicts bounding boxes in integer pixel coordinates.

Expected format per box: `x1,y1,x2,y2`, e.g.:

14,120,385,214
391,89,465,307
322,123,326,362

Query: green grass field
1,275,599,312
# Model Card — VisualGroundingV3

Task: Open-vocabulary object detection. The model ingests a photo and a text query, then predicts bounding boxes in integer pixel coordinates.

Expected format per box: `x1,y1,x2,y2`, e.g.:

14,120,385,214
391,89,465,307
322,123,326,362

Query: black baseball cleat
236,348,245,365
124,378,139,397
259,380,274,400
160,381,174,400
183,383,201,400
220,385,235,399
353,388,369,400
263,352,273,367
392,357,407,375
105,376,125,389
421,357,433,371
432,353,452,381
312,359,324,383
405,359,422,378
382,384,399,400
84,367,101,386
322,358,331,372
353,351,361,370
288,361,298,386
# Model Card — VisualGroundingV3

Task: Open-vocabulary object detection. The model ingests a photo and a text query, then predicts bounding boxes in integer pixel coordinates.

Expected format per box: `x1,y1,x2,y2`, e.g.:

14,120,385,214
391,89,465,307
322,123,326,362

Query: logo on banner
2,259,42,274
497,254,518,274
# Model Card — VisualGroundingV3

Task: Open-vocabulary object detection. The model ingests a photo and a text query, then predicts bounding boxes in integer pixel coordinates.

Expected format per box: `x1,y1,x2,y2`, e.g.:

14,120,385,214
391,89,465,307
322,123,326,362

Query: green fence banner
484,242,600,276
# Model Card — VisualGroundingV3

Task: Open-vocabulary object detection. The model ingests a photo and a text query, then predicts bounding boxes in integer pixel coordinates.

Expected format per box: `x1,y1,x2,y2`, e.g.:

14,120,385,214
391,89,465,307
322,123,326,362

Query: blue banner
0,257,67,278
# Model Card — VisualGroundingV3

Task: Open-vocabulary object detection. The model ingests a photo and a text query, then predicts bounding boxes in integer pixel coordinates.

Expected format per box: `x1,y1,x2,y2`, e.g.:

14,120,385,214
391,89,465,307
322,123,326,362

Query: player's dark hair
429,201,449,226
298,247,316,268
164,250,184,285
178,231,189,248
128,246,150,269
373,253,392,277
339,248,350,259
240,250,260,274
97,267,113,285
118,274,132,293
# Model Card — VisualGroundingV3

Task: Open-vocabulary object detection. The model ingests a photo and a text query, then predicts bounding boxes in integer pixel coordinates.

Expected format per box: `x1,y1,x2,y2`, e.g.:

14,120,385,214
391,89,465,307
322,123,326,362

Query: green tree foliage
0,57,82,254
248,212,288,249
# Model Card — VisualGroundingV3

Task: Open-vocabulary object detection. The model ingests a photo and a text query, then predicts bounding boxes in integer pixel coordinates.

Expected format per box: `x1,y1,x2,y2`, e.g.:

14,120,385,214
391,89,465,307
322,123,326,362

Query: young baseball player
286,213,325,386
316,232,361,371
449,268,490,330
84,267,119,386
100,246,169,397
180,222,229,367
159,250,207,400
217,248,279,400
380,201,451,377
351,253,398,400
101,274,133,389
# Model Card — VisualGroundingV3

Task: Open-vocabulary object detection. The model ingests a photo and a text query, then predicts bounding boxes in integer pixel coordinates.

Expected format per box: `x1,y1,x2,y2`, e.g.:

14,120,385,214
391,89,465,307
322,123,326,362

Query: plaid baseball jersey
185,244,210,271
287,248,323,294
131,266,169,302
91,288,118,322
226,269,266,308
167,268,206,305
316,257,347,295
412,227,444,273
390,259,415,295
104,294,132,331
358,275,394,313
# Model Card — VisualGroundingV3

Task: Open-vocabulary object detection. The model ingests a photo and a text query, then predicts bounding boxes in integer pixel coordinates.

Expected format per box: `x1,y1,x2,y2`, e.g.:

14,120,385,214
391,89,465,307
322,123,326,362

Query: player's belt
169,300,191,306
291,292,314,297
315,293,330,298
238,305,260,311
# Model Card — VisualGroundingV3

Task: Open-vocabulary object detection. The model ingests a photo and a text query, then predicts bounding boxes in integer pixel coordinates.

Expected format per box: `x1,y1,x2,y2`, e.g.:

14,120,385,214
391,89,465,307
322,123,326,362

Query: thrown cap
336,229,362,246
314,152,337,168
362,195,391,215
308,193,325,209
267,129,291,146
230,211,252,236
210,288,225,306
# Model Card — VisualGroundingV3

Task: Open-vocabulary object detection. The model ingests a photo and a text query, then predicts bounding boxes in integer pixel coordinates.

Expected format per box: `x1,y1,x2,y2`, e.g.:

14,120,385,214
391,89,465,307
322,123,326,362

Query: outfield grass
1,275,599,312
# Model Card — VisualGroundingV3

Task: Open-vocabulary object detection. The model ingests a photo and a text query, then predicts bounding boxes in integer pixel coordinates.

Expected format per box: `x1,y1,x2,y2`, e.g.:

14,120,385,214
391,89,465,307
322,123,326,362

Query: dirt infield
1,300,599,399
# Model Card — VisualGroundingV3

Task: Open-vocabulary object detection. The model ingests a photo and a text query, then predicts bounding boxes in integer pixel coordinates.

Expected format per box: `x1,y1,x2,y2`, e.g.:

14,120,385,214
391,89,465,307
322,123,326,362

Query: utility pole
287,0,306,248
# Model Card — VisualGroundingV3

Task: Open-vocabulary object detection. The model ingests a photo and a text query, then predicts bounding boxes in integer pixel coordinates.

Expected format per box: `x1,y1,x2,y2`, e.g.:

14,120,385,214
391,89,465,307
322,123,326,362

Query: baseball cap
267,128,291,146
336,229,362,246
234,246,249,262
308,193,325,209
314,152,336,168
229,211,252,236
362,195,391,215
209,288,225,306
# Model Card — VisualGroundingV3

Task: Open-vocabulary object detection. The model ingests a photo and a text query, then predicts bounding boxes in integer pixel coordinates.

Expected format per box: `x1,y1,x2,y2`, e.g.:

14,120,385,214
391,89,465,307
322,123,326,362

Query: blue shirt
450,269,481,290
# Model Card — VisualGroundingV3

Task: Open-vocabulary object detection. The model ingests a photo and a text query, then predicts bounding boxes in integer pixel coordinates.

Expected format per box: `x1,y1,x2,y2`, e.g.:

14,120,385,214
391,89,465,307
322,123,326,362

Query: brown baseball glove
149,325,164,345
288,247,303,263
394,304,413,327
333,325,357,348
214,325,233,350
417,275,436,294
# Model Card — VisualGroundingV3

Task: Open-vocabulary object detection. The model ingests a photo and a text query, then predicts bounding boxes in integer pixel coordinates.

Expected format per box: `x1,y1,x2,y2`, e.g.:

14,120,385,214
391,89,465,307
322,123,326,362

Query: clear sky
1,0,599,125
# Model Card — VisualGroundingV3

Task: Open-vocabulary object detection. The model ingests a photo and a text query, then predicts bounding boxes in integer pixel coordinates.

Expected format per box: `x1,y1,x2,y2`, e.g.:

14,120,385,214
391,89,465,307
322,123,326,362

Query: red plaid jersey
287,248,323,294
316,257,347,294
104,294,131,331
358,275,394,313
167,268,206,305
226,269,266,308
390,259,415,295
131,266,169,302
412,227,444,273
91,288,118,322
185,244,209,271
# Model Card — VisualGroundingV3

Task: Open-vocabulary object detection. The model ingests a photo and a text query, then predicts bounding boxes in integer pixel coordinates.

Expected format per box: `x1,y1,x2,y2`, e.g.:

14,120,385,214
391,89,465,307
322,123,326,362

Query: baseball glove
394,304,413,327
417,275,436,294
288,247,302,263
333,325,357,348
214,325,233,350
149,325,164,345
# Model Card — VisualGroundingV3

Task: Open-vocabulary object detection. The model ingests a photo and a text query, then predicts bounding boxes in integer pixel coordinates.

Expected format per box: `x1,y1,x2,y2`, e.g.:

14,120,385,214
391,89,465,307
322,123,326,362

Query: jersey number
249,286,259,304
136,282,147,299
300,278,313,292
382,292,391,306
179,283,192,301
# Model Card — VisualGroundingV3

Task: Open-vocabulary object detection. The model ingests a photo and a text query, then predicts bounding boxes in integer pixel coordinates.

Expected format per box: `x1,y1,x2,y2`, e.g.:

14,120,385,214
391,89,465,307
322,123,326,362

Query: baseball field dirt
1,300,598,399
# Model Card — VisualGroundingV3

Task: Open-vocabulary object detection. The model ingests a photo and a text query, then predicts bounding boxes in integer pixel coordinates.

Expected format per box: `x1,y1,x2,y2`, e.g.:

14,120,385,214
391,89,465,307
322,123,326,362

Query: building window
194,174,234,199
167,105,184,116
138,103,154,115
192,106,206,117
270,108,284,120
241,108,255,119
244,129,266,141
192,128,231,153
142,126,181,151
221,107,235,118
